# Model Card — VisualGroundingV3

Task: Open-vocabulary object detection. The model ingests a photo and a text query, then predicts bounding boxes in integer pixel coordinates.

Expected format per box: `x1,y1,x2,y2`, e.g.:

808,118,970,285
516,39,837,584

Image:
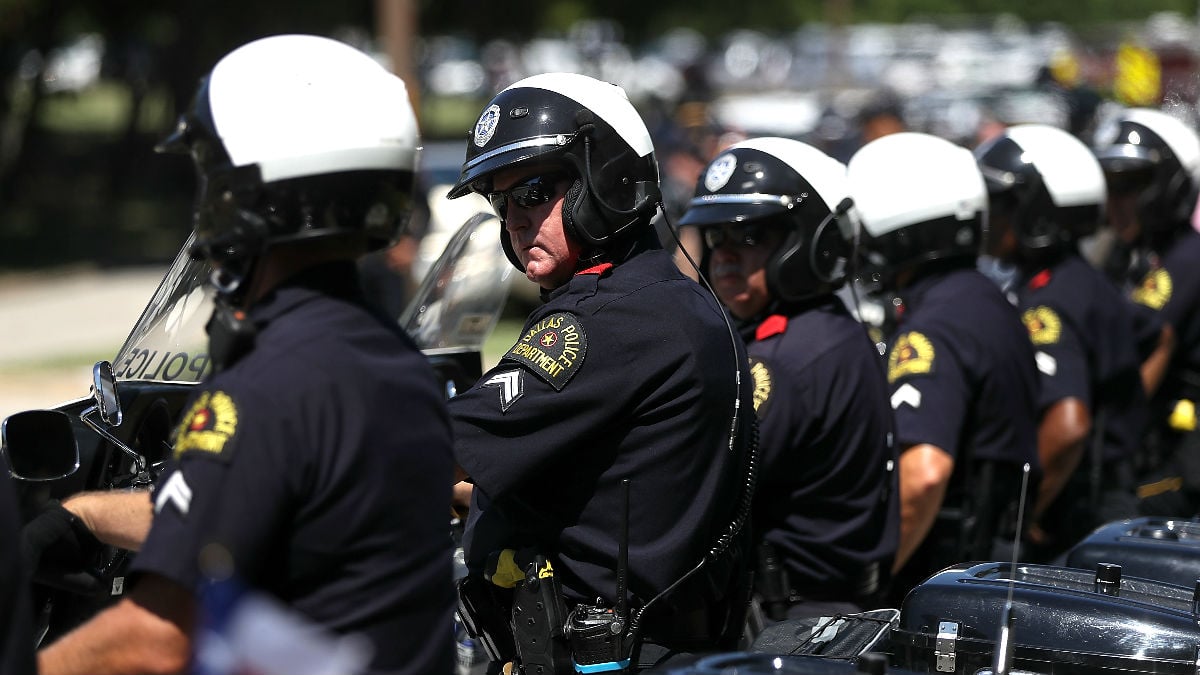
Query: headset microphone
832,196,873,329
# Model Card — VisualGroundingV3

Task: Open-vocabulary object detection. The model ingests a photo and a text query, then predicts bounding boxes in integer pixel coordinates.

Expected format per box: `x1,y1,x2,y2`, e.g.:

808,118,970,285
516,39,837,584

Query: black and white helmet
447,73,661,270
679,137,854,302
847,132,986,282
975,123,1106,256
159,34,420,270
1093,107,1200,245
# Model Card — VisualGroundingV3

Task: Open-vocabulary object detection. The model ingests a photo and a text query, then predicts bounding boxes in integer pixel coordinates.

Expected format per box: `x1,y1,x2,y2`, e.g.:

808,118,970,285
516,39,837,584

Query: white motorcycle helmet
975,123,1106,257
159,34,421,269
847,132,987,285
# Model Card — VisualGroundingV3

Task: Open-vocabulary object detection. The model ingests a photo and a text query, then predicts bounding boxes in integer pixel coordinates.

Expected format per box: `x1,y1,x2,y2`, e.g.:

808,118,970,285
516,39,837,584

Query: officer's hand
21,499,99,577
484,548,536,589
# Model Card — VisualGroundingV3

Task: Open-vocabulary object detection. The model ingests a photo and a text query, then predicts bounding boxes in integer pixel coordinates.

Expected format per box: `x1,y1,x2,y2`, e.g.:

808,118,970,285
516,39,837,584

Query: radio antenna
615,478,630,644
992,462,1031,675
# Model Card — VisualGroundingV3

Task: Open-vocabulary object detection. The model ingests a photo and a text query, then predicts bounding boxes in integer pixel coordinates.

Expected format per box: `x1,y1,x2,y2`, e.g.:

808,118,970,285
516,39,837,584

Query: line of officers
692,105,1200,618
6,33,1200,675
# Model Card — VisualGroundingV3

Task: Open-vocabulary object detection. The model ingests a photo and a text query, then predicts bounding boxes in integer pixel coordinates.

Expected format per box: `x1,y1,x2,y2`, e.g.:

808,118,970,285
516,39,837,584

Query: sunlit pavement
0,266,166,419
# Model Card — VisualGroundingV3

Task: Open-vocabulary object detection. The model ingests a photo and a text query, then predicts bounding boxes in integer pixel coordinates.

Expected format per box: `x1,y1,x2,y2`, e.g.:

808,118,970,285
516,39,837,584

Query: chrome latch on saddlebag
935,621,959,673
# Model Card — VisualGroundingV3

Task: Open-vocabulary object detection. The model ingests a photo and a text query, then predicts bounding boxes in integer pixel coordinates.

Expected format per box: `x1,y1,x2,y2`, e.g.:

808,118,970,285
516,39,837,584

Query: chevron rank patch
749,357,774,417
154,470,193,516
173,390,239,462
888,332,935,384
502,312,587,391
482,369,524,412
1022,306,1062,345
1132,268,1173,310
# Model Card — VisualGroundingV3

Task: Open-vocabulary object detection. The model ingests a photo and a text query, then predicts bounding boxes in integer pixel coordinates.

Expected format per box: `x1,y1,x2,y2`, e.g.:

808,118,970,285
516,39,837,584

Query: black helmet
679,137,854,302
975,123,1106,257
1093,107,1200,247
447,73,661,271
847,132,987,285
159,34,420,276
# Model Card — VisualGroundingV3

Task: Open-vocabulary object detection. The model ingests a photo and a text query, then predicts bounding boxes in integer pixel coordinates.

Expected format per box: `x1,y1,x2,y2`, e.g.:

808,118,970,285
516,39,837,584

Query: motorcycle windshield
112,233,215,384
400,212,512,354
110,212,510,384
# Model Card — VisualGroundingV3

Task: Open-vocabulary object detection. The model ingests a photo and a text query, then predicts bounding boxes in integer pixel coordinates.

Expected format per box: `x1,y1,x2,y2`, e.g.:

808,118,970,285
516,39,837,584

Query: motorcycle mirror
1,410,81,482
92,361,122,427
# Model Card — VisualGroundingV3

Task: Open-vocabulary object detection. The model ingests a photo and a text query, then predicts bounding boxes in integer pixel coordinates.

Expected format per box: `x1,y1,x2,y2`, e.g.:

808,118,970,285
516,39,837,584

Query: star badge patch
502,312,587,391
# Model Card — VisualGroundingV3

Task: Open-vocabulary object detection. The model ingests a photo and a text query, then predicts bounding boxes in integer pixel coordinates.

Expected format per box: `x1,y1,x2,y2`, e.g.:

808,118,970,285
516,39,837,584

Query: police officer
976,124,1145,560
678,137,897,620
846,132,1041,599
1094,107,1200,513
446,73,755,672
36,35,455,675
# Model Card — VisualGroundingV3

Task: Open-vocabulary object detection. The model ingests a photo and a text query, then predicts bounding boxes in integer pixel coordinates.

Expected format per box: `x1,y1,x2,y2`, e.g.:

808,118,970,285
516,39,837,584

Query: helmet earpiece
565,132,662,247
811,213,852,283
766,211,850,302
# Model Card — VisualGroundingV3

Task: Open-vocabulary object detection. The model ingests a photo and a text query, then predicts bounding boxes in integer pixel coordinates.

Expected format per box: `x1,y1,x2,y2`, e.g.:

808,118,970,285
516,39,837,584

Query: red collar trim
756,314,788,341
576,263,613,276
1029,269,1052,290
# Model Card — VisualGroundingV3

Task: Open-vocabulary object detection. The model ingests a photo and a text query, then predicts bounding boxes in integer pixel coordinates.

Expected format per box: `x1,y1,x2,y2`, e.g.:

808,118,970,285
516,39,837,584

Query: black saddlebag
1065,517,1200,587
888,561,1200,675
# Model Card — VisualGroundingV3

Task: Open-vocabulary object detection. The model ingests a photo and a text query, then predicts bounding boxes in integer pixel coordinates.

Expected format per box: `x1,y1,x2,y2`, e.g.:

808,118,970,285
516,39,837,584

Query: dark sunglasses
486,173,568,216
700,223,771,249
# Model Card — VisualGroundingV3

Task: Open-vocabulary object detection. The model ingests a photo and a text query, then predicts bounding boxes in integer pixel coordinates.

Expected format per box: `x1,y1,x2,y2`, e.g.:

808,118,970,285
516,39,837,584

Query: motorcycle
1,211,512,651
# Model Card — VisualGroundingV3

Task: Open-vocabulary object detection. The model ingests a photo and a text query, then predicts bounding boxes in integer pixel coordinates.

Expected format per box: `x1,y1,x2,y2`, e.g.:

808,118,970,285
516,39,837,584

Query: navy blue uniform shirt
1132,230,1200,403
1017,253,1147,463
1,472,34,675
452,248,753,609
743,297,898,601
887,266,1040,468
133,263,456,675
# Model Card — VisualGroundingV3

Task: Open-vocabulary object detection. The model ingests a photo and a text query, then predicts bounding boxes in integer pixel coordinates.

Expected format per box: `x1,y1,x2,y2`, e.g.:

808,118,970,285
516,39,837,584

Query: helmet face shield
1103,165,1155,196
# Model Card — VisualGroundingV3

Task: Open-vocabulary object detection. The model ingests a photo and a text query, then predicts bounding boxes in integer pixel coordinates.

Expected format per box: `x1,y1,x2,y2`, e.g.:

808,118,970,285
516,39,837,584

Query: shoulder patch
502,312,587,391
887,331,935,384
748,357,773,417
1132,268,1173,310
1022,305,1062,345
173,390,239,461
